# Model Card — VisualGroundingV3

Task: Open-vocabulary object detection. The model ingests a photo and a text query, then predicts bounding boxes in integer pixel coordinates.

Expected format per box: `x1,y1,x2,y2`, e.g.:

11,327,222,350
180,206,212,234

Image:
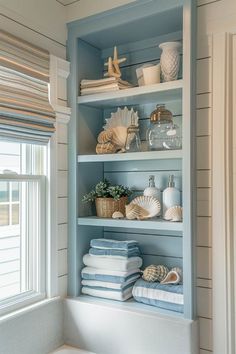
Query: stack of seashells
142,264,182,285
96,107,139,154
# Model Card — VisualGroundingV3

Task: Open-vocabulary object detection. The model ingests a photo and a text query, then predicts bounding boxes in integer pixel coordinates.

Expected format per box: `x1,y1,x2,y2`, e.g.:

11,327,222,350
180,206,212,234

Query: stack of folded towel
80,77,133,95
81,238,142,301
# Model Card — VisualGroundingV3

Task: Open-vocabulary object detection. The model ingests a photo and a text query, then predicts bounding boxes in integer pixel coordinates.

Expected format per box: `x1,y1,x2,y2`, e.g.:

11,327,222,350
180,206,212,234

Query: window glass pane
0,182,9,202
12,182,19,202
12,204,19,225
0,142,21,174
0,205,9,226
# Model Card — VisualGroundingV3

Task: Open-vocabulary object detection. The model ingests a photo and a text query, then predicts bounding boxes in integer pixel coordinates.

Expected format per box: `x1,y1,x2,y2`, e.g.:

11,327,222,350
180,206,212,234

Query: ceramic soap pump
163,175,181,215
144,175,162,215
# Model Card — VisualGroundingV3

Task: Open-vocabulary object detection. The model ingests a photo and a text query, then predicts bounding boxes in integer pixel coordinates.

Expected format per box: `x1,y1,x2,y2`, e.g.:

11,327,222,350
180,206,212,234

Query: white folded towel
83,254,142,271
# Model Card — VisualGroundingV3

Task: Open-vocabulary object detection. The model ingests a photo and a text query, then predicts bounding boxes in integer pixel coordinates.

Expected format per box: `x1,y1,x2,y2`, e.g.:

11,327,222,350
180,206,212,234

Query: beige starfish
104,46,126,78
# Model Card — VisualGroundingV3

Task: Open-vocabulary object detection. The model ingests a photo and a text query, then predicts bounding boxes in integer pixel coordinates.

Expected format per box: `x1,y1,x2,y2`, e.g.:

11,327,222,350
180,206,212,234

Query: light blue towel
90,238,138,250
82,281,135,293
81,267,141,284
89,246,140,258
132,279,184,313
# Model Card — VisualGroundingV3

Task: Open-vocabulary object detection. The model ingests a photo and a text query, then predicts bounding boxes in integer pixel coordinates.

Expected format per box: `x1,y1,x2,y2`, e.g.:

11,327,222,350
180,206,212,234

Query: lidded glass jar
146,104,182,150
125,113,141,152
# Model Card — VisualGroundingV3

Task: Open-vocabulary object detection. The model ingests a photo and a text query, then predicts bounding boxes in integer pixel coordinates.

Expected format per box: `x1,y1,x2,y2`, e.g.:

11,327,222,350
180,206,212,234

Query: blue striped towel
89,246,140,258
132,279,184,313
90,238,138,250
81,267,141,284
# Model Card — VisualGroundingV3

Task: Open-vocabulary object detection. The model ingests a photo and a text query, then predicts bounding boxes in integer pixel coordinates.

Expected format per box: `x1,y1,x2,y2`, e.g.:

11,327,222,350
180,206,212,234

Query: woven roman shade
0,30,56,143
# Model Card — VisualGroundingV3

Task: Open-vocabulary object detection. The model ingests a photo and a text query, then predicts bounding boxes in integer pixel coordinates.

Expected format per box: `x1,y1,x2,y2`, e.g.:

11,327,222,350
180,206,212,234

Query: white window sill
0,296,60,324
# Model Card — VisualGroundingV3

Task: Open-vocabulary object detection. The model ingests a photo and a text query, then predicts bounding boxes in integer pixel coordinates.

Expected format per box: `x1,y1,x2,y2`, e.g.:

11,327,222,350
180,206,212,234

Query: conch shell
161,267,182,285
97,130,113,144
96,142,117,154
142,264,169,282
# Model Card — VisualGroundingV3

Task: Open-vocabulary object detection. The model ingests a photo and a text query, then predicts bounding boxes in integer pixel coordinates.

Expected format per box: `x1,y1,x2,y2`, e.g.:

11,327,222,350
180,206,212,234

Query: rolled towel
90,238,138,251
89,246,140,259
81,267,141,284
81,277,138,290
82,286,133,301
83,254,143,271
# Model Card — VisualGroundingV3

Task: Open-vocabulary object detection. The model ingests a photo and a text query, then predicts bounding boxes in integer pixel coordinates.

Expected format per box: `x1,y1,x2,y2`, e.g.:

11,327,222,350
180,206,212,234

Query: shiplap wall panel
200,350,213,354
58,274,68,297
196,108,211,136
58,197,68,224
58,144,68,170
197,287,212,318
197,217,212,247
58,249,68,277
199,318,213,351
58,123,68,144
197,170,211,188
58,171,68,197
197,58,212,94
197,278,212,289
197,247,212,279
197,93,211,109
58,223,68,250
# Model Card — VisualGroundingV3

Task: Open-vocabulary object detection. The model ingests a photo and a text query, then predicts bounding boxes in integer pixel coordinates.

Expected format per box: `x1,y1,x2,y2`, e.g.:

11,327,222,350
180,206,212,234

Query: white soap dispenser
163,175,180,215
144,175,162,215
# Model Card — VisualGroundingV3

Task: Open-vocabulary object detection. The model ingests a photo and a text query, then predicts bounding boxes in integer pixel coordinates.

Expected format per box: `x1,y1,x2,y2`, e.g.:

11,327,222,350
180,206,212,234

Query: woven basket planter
95,196,128,218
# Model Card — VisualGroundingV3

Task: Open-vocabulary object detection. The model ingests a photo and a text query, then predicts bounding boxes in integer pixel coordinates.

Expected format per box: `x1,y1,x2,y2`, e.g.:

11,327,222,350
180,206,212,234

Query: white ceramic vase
159,42,181,82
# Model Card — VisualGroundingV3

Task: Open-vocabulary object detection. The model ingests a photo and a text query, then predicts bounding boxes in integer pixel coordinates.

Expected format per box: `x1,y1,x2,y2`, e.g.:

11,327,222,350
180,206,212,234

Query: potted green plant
82,179,132,218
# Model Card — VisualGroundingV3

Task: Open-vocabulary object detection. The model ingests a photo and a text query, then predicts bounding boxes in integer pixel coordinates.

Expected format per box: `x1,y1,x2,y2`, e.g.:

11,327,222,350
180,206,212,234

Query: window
0,141,47,314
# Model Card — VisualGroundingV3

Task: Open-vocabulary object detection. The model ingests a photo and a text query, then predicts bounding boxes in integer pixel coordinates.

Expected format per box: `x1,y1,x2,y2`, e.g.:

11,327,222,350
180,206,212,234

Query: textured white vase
159,42,181,82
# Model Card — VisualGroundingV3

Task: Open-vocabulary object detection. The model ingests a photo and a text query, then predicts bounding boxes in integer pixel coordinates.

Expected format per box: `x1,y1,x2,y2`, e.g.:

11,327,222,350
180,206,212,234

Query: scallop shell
125,203,147,220
164,205,183,222
131,196,161,219
97,130,113,144
112,211,124,219
103,107,139,149
96,142,117,154
142,265,169,282
161,267,182,285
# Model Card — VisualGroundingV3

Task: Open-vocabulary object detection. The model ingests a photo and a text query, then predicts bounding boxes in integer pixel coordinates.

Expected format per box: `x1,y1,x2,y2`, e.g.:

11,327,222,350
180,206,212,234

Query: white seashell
161,267,182,285
125,203,145,220
104,107,139,130
164,205,182,222
111,126,128,148
142,265,169,282
112,211,124,219
131,196,161,219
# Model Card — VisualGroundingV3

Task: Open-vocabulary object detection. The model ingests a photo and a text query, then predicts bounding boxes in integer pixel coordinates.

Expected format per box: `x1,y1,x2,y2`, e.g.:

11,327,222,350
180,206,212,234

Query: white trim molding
50,55,71,124
212,31,235,354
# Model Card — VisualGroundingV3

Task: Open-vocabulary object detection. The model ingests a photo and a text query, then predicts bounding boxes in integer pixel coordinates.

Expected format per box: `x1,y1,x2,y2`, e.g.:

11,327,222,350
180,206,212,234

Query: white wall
0,0,67,58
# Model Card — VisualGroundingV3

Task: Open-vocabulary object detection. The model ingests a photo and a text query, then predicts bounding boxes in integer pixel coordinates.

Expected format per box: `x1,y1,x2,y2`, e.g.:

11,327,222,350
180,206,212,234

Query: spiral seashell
110,126,128,149
125,203,146,220
161,267,182,285
112,211,124,219
142,265,169,282
97,130,113,144
131,196,161,219
96,142,117,154
164,205,183,222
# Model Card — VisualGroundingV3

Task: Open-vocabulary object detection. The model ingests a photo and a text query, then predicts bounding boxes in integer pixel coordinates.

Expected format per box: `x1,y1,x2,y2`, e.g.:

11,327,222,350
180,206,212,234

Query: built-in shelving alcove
67,1,196,337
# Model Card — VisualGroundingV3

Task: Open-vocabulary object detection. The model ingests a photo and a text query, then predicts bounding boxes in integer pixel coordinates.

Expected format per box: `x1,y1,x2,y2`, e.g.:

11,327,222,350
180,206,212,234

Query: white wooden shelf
77,216,183,232
77,80,183,108
77,150,182,163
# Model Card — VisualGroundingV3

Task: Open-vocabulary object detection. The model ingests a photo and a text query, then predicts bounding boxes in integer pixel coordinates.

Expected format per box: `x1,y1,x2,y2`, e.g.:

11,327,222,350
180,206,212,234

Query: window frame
0,172,47,316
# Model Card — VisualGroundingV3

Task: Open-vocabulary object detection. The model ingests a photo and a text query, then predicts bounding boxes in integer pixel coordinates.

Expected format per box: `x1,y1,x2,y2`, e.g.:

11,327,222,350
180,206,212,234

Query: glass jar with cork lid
146,104,182,151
